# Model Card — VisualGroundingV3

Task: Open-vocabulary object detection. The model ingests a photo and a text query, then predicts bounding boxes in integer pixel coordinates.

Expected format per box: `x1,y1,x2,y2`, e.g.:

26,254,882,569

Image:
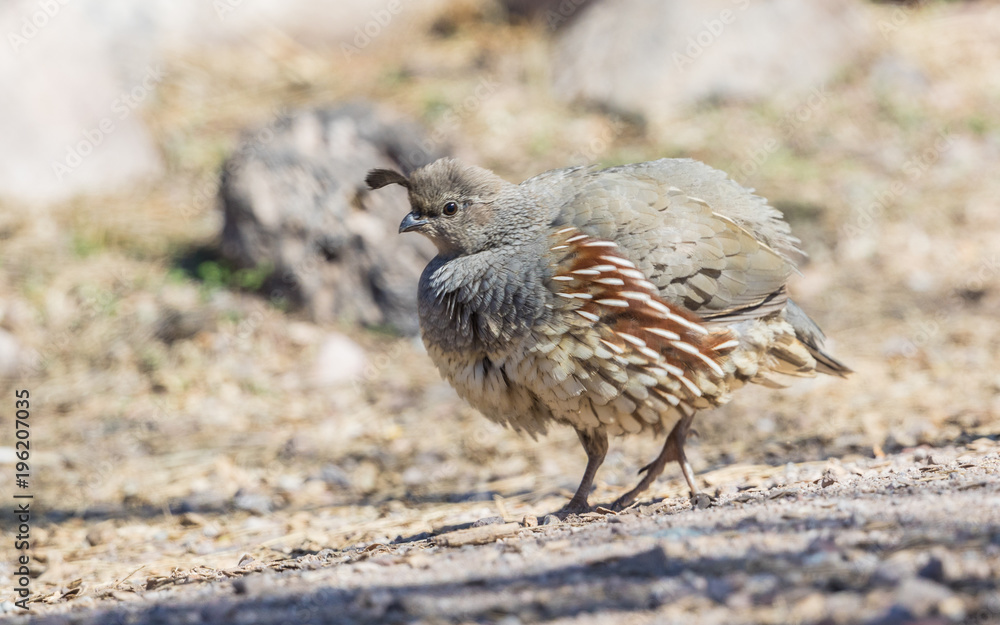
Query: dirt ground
2,1,1000,623
4,443,1000,625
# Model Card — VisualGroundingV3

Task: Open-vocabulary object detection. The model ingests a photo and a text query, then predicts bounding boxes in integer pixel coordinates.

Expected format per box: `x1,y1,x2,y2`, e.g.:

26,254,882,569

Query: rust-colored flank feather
549,226,738,403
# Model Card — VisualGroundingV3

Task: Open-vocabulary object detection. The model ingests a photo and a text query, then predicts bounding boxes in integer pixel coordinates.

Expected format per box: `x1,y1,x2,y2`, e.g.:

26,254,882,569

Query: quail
366,157,849,512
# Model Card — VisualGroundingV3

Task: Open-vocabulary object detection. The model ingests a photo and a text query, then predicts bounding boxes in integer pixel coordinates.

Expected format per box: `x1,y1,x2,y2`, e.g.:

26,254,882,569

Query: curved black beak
399,212,428,234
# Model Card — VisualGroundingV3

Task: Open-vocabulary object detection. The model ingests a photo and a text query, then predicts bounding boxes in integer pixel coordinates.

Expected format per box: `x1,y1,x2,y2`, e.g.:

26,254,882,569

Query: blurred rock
313,333,368,386
352,460,381,493
0,0,164,204
893,577,955,618
551,0,872,124
918,555,946,583
233,490,273,516
499,0,595,26
219,104,442,334
0,0,450,205
172,490,229,514
319,464,352,489
0,328,26,377
868,53,930,96
472,516,504,527
154,308,214,344
85,523,117,547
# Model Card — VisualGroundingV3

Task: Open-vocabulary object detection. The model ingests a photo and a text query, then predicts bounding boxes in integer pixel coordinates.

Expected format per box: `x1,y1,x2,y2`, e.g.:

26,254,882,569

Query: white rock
552,0,872,127
0,0,451,204
313,333,367,386
0,329,24,377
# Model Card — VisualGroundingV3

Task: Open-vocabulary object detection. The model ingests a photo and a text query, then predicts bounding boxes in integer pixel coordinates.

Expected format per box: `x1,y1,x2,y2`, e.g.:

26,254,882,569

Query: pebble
313,333,367,385
233,492,273,515
893,577,955,617
917,555,945,582
232,573,271,596
472,516,504,527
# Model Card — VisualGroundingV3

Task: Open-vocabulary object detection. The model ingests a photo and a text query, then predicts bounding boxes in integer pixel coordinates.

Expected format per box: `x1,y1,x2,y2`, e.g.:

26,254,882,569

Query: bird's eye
442,201,459,216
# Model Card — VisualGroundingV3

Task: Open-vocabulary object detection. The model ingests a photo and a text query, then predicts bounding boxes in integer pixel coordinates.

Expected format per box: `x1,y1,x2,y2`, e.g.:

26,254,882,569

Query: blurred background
0,0,998,606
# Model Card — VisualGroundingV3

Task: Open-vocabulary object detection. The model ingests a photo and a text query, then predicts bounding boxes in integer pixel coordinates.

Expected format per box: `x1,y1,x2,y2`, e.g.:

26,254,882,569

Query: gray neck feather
418,239,550,355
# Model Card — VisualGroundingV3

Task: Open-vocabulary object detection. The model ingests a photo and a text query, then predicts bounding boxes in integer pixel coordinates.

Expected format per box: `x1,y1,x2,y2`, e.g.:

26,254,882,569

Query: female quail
367,157,849,512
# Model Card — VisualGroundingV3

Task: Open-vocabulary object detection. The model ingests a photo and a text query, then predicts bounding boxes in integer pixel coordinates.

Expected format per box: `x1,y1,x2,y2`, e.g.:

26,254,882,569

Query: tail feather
784,299,851,378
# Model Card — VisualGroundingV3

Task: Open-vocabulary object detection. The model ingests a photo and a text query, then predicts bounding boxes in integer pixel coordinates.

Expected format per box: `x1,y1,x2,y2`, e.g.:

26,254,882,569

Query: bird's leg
612,411,697,511
665,414,715,508
559,428,608,514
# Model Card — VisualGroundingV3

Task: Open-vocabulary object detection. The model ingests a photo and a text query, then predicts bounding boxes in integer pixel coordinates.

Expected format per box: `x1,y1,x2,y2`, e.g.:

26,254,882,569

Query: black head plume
366,168,410,190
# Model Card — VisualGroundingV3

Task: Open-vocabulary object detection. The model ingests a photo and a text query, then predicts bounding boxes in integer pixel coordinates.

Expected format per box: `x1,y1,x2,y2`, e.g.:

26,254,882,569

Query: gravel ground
5,441,999,625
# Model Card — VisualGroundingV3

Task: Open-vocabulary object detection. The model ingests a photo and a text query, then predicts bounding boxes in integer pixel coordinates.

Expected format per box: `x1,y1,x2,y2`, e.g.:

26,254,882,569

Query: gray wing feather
522,158,799,321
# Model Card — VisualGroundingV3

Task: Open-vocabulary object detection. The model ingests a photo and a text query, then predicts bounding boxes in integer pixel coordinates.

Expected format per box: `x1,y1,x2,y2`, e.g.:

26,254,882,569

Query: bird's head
366,158,519,256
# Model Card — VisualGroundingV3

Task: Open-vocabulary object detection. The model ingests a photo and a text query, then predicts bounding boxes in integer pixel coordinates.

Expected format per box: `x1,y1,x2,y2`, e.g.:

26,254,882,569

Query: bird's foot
610,492,640,512
556,497,591,518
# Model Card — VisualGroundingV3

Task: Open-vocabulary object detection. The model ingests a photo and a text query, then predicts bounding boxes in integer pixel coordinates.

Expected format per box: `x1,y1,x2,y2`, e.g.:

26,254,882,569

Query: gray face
368,158,508,256
403,160,512,256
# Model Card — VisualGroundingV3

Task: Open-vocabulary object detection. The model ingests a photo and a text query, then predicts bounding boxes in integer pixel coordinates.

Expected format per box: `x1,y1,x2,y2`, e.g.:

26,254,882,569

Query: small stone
179,513,206,527
542,514,561,526
85,525,116,546
522,515,538,528
918,556,945,583
472,516,504,527
319,464,352,488
351,461,380,493
232,574,270,596
938,596,966,621
313,333,367,386
154,308,213,344
792,592,828,623
0,329,25,377
893,577,954,618
819,470,838,488
233,491,273,515
872,551,918,586
692,492,714,509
